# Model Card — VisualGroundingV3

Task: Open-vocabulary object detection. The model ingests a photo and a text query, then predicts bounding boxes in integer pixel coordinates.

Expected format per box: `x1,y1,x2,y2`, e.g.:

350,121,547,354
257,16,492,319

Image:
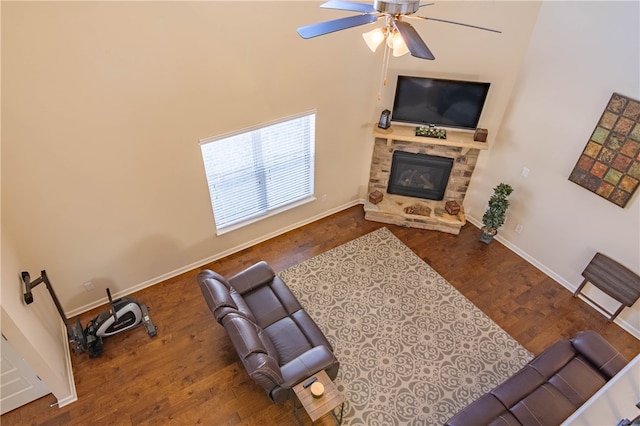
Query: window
200,111,315,234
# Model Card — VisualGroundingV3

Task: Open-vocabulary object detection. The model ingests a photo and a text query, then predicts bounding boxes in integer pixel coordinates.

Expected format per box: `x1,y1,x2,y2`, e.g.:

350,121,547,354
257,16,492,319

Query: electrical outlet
321,194,327,202
515,224,524,234
521,167,530,177
83,281,95,292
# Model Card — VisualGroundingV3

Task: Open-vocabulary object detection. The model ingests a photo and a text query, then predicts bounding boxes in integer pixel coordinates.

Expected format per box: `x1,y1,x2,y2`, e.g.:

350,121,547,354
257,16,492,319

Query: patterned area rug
279,227,532,425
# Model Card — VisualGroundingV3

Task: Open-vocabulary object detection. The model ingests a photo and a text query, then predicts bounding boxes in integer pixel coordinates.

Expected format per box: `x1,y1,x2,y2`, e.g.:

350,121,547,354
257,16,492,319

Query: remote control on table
303,377,318,389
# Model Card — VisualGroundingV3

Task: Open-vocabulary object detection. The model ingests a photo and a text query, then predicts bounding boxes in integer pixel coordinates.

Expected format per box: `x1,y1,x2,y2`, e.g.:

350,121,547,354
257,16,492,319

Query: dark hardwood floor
3,205,639,425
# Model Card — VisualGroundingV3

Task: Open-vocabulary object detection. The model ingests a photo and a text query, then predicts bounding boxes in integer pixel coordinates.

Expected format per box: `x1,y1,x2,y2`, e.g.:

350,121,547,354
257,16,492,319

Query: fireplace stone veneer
365,125,487,234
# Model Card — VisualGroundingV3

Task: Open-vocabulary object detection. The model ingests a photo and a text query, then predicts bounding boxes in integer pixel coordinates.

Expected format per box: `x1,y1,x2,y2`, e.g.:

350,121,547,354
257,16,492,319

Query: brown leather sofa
197,261,339,403
445,330,628,426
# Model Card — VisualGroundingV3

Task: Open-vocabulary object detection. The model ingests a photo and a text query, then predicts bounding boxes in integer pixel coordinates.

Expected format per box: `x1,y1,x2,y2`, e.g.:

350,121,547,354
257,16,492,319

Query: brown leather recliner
445,330,628,426
197,261,339,403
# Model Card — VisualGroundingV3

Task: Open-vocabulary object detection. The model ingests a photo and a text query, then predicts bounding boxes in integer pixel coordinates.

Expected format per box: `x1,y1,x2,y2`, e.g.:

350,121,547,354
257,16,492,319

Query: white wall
2,1,380,313
2,1,539,314
463,1,640,336
1,233,77,406
0,1,384,402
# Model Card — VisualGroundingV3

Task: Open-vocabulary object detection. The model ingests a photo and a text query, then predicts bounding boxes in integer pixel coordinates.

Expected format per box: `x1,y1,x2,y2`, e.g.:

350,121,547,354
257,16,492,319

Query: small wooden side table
293,370,345,425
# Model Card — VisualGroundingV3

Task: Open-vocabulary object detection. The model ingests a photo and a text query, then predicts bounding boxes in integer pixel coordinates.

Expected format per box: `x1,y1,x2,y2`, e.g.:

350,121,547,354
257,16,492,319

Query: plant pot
480,227,497,244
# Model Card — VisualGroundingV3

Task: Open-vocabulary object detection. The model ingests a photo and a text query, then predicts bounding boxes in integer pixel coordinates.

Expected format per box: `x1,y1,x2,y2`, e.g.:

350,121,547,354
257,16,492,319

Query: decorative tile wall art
569,93,640,207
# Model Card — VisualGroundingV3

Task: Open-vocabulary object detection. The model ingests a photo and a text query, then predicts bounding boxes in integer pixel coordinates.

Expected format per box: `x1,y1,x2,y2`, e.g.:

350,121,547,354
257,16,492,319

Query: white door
1,333,51,414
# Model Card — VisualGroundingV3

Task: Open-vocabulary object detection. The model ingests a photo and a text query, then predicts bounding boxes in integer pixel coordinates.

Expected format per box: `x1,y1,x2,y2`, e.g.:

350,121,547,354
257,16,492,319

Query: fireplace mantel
373,125,488,154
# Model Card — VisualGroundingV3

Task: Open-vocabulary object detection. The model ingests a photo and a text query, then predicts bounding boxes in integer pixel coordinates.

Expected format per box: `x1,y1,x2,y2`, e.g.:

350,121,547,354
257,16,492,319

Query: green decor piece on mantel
569,92,640,208
415,125,447,139
481,183,513,244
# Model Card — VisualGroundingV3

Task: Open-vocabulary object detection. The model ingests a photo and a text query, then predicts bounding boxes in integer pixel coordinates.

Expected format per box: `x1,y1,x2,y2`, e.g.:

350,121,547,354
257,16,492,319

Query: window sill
215,195,317,236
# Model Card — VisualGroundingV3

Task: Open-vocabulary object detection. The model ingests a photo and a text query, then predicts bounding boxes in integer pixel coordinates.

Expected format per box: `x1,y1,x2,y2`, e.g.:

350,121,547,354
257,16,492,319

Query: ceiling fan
297,0,501,60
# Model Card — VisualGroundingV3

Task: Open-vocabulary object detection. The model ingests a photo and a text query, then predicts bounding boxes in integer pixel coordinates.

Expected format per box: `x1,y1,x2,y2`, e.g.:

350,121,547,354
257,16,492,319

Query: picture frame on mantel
568,93,640,208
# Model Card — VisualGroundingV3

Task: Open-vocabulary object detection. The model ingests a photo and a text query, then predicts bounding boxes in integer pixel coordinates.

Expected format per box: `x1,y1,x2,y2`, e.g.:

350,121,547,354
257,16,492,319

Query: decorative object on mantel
415,125,447,139
445,200,460,215
369,190,384,204
403,203,431,216
480,183,513,244
568,92,640,208
474,128,488,142
377,109,391,129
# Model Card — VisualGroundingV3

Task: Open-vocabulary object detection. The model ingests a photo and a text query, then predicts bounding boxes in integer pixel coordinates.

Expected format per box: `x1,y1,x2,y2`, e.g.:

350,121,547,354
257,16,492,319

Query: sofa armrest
571,330,628,379
280,345,338,389
197,271,239,323
229,261,276,295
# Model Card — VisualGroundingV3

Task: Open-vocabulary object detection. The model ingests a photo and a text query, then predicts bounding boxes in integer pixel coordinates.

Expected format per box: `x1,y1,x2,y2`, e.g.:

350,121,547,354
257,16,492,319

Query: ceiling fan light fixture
362,27,386,52
389,30,409,57
300,0,500,63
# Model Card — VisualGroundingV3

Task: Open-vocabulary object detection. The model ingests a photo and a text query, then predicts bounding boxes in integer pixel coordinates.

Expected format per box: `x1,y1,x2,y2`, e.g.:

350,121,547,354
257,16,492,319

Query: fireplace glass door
387,151,454,201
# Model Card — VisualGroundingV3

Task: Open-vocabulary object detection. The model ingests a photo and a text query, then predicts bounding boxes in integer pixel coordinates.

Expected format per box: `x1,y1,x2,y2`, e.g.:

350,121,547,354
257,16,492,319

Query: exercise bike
22,270,157,358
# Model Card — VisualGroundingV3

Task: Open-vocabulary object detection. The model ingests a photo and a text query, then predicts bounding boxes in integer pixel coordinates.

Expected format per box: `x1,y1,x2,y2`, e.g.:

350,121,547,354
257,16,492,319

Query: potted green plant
480,183,513,244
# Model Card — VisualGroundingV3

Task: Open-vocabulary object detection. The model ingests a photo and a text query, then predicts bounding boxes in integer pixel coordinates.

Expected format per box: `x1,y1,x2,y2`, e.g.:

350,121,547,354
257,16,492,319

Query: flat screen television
391,75,490,130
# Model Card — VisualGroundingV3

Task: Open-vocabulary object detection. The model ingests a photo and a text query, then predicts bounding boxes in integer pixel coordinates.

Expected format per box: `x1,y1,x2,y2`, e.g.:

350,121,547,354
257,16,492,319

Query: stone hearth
364,125,487,234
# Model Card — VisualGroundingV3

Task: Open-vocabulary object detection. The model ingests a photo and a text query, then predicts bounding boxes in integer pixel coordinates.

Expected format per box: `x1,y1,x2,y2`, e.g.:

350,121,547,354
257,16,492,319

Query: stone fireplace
364,125,487,234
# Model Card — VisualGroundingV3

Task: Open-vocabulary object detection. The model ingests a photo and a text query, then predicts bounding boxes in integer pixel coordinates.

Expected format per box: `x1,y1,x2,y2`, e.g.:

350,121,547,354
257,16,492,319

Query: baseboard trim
56,394,78,408
68,203,639,340
53,321,78,408
66,199,363,318
466,216,640,339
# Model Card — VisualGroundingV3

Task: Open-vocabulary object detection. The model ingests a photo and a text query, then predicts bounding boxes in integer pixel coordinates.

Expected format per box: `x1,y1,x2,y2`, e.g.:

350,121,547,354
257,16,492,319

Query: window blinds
200,112,315,233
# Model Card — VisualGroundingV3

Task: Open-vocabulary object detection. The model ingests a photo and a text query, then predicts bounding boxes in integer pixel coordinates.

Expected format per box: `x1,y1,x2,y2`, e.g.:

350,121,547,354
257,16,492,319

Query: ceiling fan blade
297,14,379,39
413,15,502,33
394,20,435,60
320,0,377,13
